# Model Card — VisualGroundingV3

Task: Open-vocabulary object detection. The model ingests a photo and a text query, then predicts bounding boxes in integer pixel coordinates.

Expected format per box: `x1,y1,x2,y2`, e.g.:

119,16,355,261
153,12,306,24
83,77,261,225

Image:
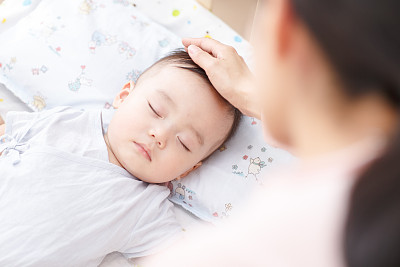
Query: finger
182,38,225,58
187,45,217,71
182,38,222,56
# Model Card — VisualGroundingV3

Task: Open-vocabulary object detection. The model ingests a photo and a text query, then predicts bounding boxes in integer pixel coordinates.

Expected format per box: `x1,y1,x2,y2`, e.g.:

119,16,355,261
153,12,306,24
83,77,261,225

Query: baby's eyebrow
157,90,175,107
190,125,204,146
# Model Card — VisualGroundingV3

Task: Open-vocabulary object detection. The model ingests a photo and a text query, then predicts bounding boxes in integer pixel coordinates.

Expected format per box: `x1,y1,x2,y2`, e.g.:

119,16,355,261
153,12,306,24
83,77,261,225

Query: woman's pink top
145,137,386,267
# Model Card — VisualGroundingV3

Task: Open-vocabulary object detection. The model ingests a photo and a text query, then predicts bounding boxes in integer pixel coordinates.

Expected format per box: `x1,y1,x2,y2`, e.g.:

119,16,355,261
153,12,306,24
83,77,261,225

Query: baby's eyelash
178,137,190,152
148,101,161,118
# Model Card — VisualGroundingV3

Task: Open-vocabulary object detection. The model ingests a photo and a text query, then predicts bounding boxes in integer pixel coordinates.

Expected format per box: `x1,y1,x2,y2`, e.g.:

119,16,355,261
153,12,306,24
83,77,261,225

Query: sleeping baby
0,50,241,266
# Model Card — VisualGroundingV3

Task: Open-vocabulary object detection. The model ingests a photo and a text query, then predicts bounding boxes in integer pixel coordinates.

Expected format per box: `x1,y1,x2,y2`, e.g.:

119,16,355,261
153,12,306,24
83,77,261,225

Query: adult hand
182,38,260,119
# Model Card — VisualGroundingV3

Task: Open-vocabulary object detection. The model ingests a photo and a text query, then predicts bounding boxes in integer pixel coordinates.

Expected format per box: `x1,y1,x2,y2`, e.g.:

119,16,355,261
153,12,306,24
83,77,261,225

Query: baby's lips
143,144,152,161
134,142,152,161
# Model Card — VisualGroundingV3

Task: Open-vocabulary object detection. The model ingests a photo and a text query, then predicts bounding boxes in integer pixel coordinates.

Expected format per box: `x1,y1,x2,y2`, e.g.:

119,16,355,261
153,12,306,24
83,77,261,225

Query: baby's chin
121,159,182,184
128,169,177,184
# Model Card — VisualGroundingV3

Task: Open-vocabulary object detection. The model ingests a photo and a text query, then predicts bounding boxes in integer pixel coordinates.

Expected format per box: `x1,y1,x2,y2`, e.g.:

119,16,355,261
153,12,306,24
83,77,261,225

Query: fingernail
188,45,199,54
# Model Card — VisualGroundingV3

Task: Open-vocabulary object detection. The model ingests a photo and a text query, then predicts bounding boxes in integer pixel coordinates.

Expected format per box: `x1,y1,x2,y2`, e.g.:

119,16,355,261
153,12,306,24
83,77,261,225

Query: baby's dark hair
138,49,242,153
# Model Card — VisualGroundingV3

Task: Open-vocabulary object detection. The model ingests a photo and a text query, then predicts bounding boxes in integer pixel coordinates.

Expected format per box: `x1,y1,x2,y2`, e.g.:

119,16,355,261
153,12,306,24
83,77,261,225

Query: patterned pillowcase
0,0,182,111
0,0,294,223
167,116,294,223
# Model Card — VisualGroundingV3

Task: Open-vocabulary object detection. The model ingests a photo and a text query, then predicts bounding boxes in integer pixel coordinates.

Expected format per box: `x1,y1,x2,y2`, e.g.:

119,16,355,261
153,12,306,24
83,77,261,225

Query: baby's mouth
134,142,152,162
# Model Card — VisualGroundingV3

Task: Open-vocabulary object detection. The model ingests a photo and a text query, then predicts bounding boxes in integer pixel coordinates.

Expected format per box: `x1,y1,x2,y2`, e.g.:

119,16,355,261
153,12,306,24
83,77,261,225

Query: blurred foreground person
145,0,400,266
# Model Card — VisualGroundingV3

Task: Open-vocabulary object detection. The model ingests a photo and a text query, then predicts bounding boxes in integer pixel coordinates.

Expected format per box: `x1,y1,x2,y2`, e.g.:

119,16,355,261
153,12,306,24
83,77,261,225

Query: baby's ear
177,162,202,180
113,80,135,108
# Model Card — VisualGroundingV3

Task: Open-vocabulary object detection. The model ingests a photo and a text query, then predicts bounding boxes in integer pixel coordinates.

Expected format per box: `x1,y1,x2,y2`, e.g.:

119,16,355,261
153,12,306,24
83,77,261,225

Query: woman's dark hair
291,0,400,266
138,49,242,151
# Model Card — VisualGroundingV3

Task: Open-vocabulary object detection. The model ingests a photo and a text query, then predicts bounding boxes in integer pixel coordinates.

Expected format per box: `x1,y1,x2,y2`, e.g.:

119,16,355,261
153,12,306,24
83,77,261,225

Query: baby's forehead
138,61,230,109
136,63,180,84
139,64,215,93
145,62,189,76
143,59,208,79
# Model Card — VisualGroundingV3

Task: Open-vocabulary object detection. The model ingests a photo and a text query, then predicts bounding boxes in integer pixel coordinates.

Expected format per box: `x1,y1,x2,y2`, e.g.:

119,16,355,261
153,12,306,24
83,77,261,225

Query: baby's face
105,65,232,183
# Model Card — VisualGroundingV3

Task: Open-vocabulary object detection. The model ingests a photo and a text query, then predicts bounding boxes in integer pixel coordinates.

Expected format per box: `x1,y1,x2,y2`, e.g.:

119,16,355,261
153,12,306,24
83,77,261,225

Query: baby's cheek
158,158,186,181
160,160,182,179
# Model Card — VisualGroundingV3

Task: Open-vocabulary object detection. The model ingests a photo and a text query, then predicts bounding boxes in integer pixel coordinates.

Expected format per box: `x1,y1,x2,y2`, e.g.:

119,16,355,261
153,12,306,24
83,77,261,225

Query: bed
0,0,294,266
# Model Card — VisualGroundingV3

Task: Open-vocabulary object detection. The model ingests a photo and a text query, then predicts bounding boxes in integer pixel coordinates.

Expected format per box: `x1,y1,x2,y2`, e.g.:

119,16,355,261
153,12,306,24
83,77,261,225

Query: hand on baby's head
105,50,241,184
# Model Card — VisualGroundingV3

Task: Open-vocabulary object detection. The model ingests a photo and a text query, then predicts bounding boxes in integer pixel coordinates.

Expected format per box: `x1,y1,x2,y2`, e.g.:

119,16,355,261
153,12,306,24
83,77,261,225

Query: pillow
167,115,294,223
0,0,42,35
0,0,294,224
0,0,183,110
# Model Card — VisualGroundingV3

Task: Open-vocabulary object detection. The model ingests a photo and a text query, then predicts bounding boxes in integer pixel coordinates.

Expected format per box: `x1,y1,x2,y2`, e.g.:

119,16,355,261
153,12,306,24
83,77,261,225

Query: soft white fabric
0,107,181,266
0,83,32,118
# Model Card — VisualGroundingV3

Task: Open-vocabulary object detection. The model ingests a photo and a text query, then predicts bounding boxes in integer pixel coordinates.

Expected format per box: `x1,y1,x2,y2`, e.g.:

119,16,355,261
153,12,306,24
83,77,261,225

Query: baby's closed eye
148,101,162,118
177,136,190,152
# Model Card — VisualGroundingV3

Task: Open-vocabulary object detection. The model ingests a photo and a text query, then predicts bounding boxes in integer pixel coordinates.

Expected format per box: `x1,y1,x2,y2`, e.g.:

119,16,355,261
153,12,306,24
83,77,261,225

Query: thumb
188,45,216,71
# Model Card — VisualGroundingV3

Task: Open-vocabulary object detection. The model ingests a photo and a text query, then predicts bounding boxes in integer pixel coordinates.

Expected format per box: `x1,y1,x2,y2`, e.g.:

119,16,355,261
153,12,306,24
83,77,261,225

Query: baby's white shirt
0,106,181,267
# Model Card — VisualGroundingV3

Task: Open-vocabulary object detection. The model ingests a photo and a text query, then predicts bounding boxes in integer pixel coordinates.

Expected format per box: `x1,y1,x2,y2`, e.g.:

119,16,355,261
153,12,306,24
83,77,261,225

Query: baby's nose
157,140,165,149
149,131,166,149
